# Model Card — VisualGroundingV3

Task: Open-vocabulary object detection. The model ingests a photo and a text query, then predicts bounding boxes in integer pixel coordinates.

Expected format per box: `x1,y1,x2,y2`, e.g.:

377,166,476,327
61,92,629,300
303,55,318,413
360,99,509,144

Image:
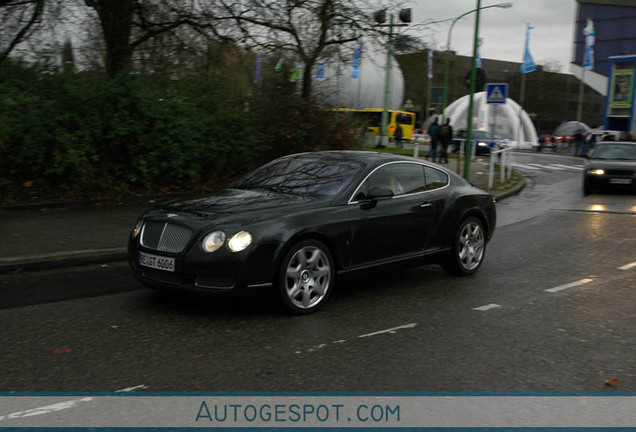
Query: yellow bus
353,108,417,140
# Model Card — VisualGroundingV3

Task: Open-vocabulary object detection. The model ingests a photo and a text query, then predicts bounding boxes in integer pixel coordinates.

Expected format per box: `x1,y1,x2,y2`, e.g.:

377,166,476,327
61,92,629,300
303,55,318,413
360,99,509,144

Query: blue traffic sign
486,83,508,104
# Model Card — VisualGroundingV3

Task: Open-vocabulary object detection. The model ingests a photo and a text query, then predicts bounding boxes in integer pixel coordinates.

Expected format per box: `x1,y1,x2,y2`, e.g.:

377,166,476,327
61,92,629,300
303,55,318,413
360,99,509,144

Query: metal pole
440,3,512,122
380,14,394,147
426,47,432,121
356,46,363,109
576,68,586,122
517,72,526,147
463,0,481,181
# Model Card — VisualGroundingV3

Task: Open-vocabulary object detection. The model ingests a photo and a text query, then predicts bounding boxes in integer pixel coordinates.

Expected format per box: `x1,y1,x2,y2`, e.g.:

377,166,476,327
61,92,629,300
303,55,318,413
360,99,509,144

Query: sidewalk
0,154,525,274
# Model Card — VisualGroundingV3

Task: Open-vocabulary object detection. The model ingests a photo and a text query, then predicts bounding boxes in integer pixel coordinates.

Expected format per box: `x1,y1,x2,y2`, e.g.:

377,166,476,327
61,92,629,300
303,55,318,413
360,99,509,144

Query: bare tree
84,0,231,77
0,0,45,65
217,0,381,100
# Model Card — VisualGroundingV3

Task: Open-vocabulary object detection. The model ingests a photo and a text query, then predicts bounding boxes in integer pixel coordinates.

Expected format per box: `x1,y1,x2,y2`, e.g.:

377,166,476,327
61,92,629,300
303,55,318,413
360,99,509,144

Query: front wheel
277,240,335,314
441,216,486,275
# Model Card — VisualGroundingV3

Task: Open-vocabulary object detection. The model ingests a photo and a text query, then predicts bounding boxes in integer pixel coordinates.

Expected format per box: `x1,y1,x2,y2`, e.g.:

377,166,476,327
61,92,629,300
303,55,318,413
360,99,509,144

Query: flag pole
576,68,586,122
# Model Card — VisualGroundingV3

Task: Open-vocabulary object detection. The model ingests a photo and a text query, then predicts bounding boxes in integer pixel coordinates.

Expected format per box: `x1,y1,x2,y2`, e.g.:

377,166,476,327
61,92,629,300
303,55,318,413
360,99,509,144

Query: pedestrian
573,131,583,156
427,117,440,162
538,134,545,152
394,124,404,148
582,131,597,156
437,118,453,164
551,135,558,153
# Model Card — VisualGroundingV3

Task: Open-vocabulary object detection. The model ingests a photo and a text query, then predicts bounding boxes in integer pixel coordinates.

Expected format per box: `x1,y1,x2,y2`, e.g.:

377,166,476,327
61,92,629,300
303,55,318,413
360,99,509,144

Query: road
1,151,635,392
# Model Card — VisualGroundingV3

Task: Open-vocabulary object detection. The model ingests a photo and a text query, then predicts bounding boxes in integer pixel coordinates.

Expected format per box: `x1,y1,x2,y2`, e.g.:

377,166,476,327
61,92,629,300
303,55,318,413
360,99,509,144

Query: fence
489,147,514,189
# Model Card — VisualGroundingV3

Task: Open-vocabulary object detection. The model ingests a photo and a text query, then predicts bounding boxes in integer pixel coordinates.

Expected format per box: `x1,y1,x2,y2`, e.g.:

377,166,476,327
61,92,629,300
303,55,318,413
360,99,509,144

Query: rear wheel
277,240,335,314
441,216,486,275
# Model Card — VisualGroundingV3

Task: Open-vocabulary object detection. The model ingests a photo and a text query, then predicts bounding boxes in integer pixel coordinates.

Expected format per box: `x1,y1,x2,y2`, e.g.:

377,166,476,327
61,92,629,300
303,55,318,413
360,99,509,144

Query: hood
149,188,326,221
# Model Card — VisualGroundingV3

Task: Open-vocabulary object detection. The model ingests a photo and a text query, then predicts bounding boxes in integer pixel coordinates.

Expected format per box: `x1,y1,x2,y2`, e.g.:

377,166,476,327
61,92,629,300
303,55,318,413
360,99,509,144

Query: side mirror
367,186,394,200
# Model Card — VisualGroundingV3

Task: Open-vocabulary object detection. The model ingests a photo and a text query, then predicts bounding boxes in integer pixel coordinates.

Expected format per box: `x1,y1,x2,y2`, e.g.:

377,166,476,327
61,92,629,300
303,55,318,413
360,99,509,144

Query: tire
441,216,486,276
277,240,335,314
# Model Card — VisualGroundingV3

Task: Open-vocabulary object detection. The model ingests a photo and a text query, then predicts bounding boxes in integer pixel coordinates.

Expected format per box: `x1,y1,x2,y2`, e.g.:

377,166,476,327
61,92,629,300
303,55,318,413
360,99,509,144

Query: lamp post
375,8,411,147
440,2,512,122
440,1,511,179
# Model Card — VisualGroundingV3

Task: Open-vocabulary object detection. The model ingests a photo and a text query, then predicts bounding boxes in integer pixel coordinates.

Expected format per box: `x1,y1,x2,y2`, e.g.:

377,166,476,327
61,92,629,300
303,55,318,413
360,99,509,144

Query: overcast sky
405,0,578,72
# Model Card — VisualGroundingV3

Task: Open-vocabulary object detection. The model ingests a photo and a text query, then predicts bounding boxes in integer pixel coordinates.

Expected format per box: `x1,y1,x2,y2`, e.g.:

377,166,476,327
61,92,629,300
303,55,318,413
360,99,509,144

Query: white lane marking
512,163,541,170
0,397,93,421
536,164,569,171
358,323,417,338
297,323,417,354
0,385,147,422
473,303,502,311
619,261,636,270
116,385,148,392
551,163,584,171
545,278,594,293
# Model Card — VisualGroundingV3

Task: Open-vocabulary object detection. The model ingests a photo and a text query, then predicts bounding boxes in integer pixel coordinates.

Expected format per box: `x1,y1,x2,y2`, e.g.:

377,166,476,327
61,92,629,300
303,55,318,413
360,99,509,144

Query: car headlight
478,142,488,147
132,220,144,238
202,230,226,253
227,231,252,252
588,169,605,175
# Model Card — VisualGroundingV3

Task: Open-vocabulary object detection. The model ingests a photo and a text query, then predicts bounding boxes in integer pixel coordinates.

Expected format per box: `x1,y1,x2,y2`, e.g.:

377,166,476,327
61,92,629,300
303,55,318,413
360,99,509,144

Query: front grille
141,222,193,253
196,275,236,290
606,170,635,176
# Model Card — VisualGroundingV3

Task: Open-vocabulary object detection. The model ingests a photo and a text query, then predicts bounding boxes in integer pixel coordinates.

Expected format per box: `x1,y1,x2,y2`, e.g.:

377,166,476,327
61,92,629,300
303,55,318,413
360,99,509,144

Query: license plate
609,178,632,184
138,252,175,272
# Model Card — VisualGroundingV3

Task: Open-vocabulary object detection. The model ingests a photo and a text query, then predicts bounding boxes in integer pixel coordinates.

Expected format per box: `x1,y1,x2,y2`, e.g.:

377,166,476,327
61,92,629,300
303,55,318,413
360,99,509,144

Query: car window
590,144,636,160
354,163,429,201
424,166,449,190
234,157,363,196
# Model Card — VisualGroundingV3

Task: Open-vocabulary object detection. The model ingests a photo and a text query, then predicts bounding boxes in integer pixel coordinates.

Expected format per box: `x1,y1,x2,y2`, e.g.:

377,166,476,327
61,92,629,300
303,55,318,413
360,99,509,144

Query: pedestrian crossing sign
486,83,507,104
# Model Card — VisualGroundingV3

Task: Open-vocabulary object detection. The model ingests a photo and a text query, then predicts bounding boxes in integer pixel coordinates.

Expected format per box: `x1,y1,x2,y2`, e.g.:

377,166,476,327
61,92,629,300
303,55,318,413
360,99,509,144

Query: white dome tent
443,92,538,149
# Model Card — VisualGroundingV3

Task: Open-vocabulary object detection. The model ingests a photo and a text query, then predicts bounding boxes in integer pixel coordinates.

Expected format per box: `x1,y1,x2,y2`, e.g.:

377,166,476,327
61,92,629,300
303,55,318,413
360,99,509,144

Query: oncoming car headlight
588,169,605,175
228,231,252,252
478,141,488,147
132,220,144,238
202,230,226,253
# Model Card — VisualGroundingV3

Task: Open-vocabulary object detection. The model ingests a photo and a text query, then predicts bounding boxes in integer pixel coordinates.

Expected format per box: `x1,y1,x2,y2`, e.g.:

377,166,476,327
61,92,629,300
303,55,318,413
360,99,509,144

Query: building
395,50,605,135
572,0,636,133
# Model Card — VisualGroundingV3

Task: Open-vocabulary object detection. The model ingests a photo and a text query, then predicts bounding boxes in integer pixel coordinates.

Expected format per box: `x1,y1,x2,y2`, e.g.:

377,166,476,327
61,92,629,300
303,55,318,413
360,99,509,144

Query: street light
440,2,512,121
440,1,511,179
375,8,411,147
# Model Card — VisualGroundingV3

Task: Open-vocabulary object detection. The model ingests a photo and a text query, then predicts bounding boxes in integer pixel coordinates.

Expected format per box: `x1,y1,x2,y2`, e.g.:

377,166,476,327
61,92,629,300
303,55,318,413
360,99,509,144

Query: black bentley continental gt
129,151,497,314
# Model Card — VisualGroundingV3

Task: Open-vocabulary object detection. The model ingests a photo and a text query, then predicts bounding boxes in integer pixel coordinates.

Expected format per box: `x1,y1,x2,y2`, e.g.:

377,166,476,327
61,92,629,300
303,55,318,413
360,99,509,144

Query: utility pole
375,8,411,147
463,0,481,180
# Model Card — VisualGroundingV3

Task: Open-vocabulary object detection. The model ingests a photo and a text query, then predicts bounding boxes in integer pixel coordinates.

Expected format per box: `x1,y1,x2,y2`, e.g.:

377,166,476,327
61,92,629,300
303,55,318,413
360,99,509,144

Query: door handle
420,202,433,208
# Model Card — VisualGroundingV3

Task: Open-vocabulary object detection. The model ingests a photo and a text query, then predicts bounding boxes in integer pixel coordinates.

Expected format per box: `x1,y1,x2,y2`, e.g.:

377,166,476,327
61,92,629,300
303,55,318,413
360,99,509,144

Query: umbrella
553,121,590,136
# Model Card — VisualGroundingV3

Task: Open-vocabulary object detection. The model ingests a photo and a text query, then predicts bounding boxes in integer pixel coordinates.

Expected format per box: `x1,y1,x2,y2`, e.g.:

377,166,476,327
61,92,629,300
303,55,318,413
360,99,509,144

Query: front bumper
128,238,279,293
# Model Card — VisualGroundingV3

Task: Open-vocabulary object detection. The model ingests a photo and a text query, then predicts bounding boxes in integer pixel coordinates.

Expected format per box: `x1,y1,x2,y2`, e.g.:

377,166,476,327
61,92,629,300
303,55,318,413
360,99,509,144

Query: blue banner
521,25,536,74
316,61,326,79
252,56,262,84
351,45,362,79
583,19,595,70
476,38,482,69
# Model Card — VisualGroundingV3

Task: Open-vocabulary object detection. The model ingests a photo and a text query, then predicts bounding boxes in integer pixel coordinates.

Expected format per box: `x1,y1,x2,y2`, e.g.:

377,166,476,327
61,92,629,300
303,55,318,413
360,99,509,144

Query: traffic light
399,8,412,23
373,9,386,24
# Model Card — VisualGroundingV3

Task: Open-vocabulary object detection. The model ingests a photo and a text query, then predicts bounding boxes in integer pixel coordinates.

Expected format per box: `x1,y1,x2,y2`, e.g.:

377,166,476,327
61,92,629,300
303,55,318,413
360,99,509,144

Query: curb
0,248,128,273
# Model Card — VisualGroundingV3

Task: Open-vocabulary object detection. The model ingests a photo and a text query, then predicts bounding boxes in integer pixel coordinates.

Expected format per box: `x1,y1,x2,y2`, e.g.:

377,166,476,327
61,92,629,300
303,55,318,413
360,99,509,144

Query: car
128,151,497,314
451,129,503,155
583,141,636,195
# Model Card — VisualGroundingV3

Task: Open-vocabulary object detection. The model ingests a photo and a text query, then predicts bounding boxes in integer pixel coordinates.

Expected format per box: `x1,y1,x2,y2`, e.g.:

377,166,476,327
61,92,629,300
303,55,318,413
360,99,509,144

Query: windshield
474,131,494,139
233,156,363,196
590,143,636,160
